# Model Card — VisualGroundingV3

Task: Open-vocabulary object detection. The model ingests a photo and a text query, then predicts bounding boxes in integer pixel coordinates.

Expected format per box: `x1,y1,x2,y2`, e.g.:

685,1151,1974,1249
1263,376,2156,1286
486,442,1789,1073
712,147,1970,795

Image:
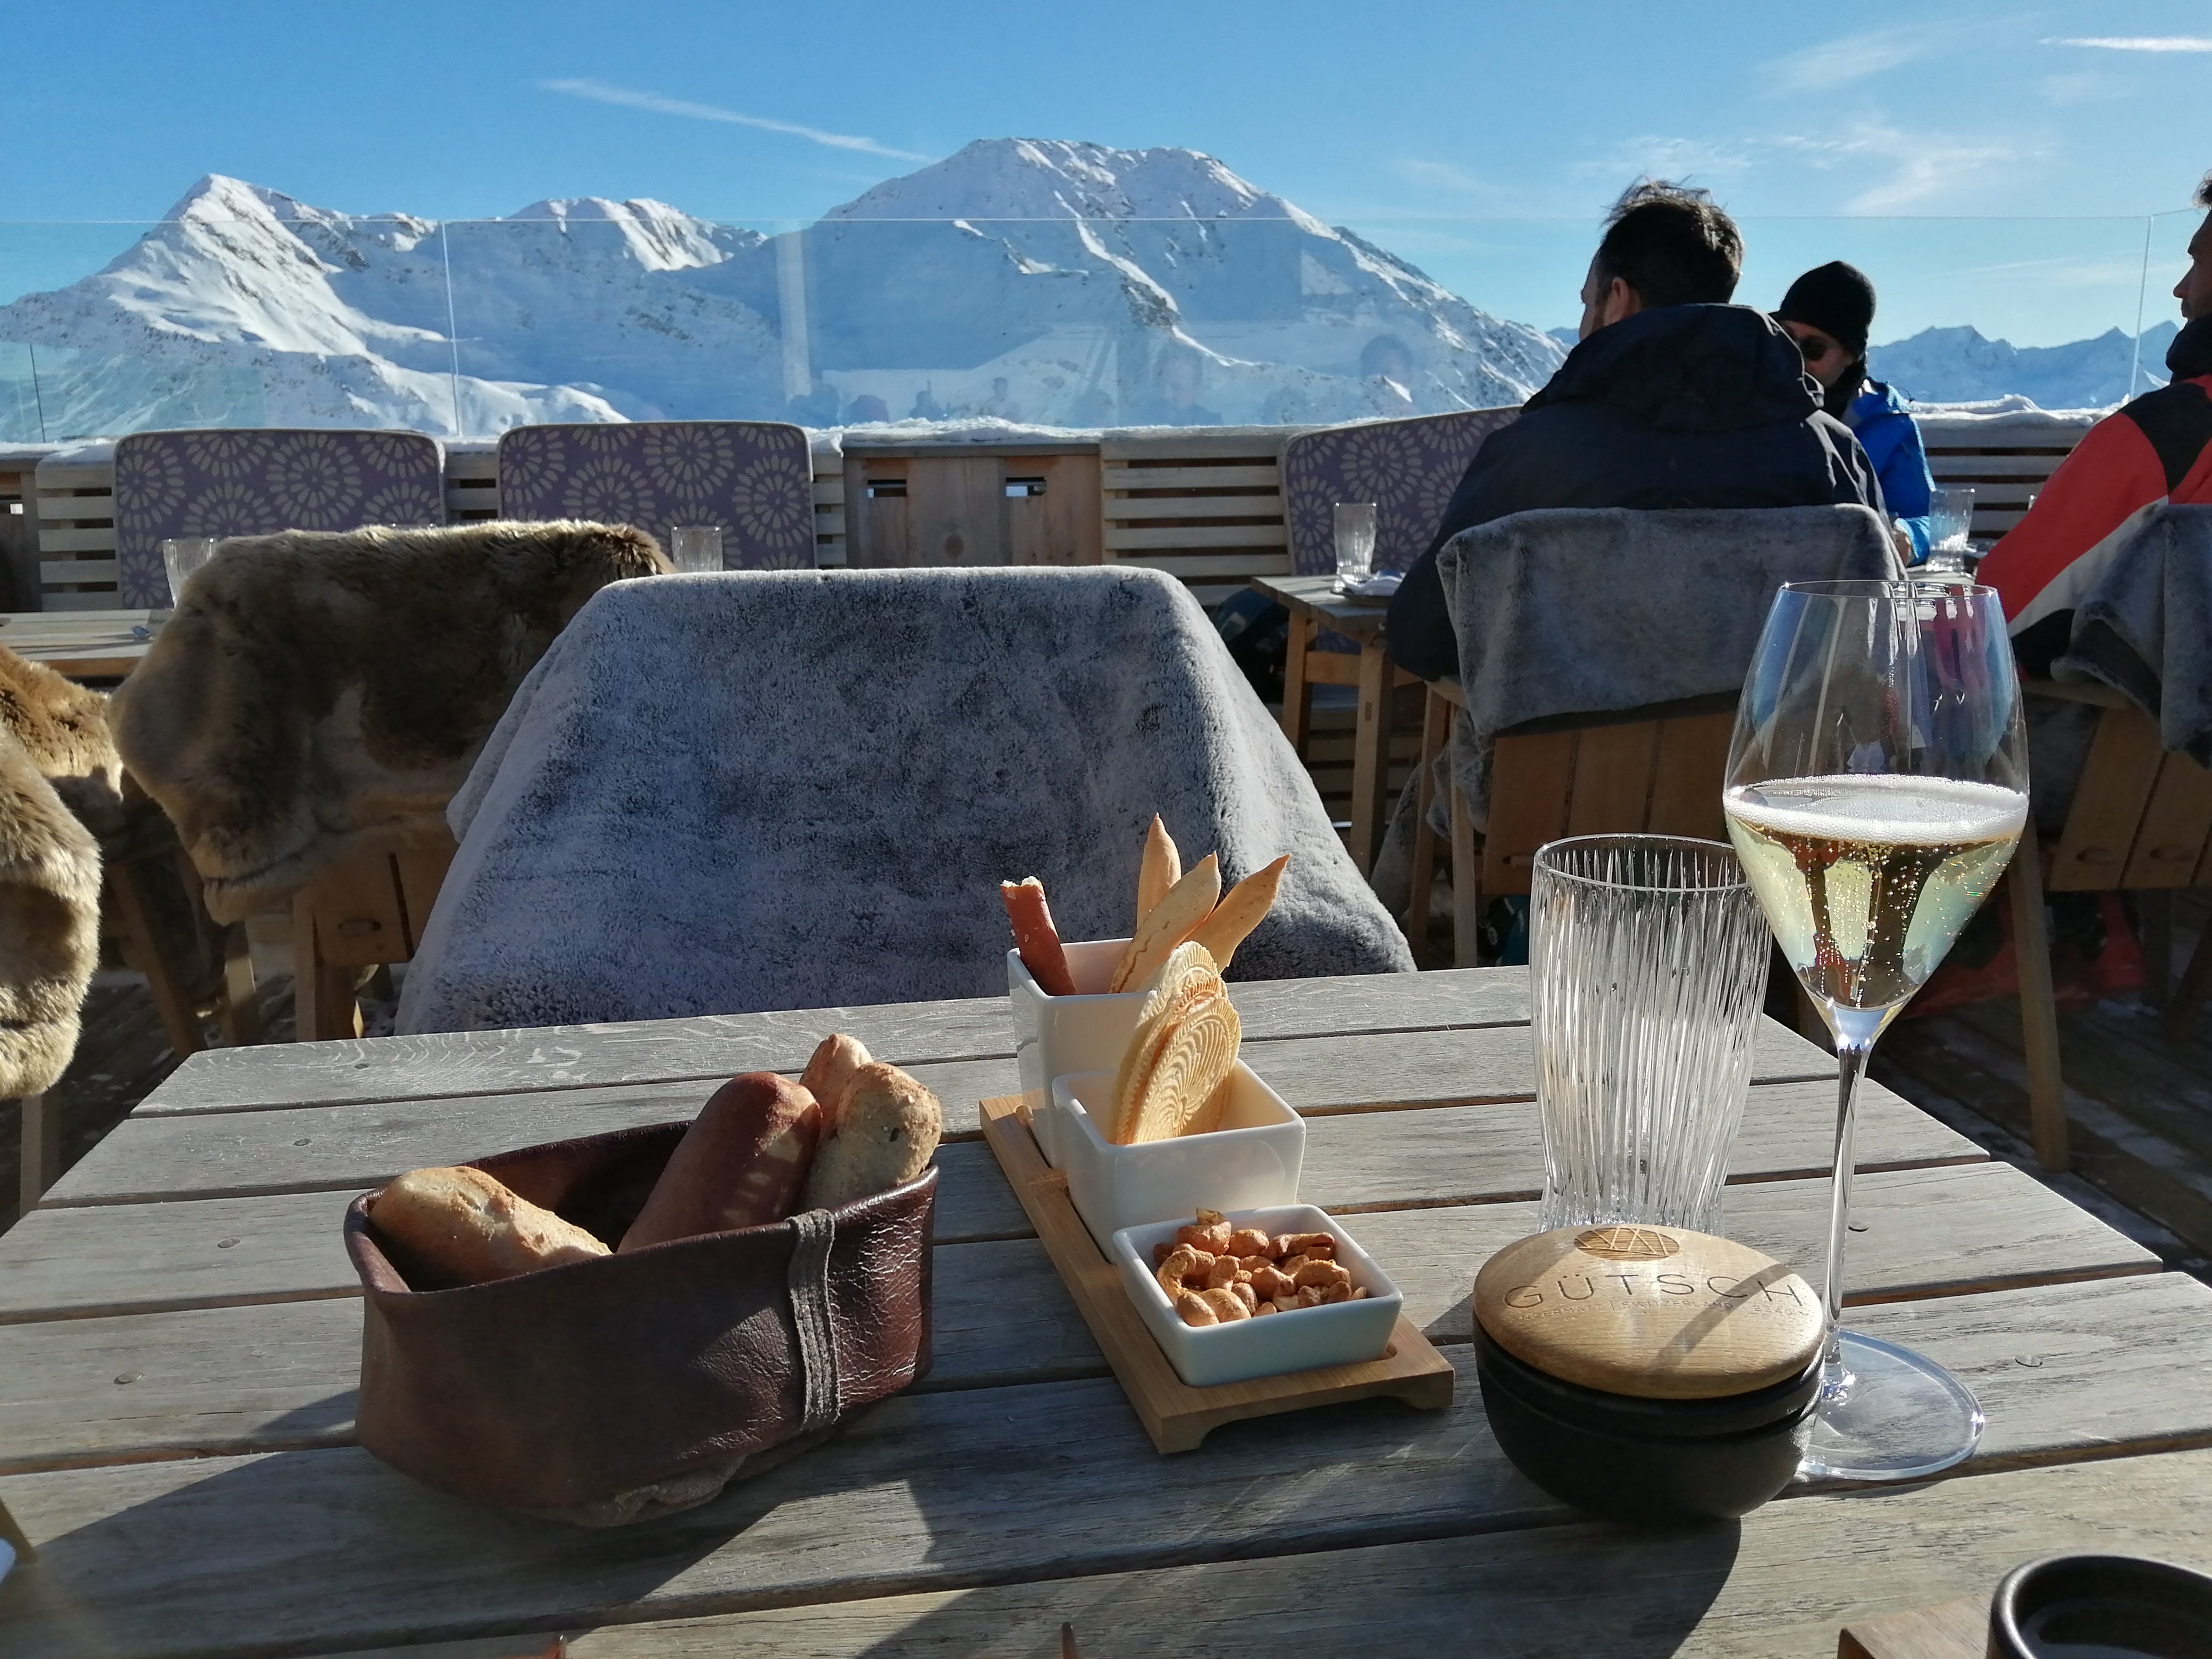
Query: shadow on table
0,1357,1736,1657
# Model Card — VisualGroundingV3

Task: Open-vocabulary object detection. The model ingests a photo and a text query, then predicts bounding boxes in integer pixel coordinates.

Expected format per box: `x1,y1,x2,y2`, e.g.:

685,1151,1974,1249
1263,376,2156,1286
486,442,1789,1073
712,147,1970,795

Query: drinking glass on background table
1530,835,1771,1235
1924,486,1975,572
159,537,218,605
1332,502,1376,590
1723,579,2027,1481
669,525,724,573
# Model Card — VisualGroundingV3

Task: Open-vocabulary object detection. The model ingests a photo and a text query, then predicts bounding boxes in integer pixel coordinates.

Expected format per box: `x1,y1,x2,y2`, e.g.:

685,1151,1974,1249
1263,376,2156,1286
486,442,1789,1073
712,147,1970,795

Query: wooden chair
290,832,458,1041
1404,680,1737,967
2007,682,2212,1172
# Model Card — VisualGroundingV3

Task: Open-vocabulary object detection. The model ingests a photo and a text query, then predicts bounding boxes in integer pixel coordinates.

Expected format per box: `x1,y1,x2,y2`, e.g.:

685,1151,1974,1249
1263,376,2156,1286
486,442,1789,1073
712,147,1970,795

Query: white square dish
1112,1204,1403,1388
1050,1062,1304,1252
1006,940,1144,1131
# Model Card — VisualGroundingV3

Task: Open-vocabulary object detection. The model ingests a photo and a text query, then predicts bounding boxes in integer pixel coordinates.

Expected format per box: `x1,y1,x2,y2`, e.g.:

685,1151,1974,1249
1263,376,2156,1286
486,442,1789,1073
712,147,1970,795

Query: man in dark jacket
1386,182,1885,681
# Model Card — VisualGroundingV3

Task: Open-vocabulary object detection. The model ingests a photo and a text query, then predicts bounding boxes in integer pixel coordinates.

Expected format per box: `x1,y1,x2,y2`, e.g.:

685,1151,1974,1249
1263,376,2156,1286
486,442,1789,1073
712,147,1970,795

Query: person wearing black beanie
1776,261,1934,560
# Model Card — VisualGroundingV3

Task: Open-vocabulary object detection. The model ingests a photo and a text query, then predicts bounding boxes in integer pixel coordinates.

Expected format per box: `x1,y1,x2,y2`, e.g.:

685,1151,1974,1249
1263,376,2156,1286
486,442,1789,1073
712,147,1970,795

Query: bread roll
800,1062,943,1211
620,1073,822,1251
366,1166,609,1286
799,1033,872,1132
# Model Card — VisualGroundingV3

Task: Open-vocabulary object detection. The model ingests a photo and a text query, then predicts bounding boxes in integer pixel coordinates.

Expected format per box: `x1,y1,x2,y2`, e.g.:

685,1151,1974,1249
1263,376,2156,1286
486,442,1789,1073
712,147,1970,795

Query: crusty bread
366,1165,609,1286
619,1073,823,1251
800,1061,943,1211
800,1033,873,1133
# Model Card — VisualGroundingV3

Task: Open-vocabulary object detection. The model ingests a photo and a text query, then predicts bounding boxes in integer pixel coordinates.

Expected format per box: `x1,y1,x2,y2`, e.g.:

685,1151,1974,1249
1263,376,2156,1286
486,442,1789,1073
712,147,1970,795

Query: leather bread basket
343,1121,937,1526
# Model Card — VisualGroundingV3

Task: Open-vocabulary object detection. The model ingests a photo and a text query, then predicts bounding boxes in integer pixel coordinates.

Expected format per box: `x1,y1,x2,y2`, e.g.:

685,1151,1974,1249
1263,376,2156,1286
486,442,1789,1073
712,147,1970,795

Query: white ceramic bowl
1112,1204,1403,1388
1006,940,1145,1131
1050,1062,1304,1252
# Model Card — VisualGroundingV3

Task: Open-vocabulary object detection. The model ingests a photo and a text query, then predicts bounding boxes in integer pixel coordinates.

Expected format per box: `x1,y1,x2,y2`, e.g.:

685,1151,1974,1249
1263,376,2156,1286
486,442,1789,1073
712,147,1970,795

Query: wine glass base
1798,1330,1984,1482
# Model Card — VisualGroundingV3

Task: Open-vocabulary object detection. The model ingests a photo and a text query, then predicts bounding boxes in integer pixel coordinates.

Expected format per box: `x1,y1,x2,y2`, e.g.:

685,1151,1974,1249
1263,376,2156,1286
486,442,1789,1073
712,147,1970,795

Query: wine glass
1722,579,2027,1481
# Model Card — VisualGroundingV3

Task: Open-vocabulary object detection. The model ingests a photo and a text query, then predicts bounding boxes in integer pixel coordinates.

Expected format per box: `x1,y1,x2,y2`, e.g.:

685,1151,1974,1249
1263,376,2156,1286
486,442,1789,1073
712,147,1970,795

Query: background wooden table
1251,573,1409,874
3,967,2209,1657
0,607,158,679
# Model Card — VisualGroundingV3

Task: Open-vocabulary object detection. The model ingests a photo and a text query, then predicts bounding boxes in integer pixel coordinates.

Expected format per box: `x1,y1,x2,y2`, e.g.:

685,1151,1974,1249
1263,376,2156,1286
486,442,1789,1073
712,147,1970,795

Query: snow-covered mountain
1871,322,2179,412
0,141,1568,440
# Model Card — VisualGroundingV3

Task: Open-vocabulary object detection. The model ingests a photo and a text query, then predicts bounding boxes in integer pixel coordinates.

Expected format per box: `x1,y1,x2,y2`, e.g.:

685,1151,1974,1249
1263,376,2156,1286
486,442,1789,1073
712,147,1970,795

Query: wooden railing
9,409,2101,611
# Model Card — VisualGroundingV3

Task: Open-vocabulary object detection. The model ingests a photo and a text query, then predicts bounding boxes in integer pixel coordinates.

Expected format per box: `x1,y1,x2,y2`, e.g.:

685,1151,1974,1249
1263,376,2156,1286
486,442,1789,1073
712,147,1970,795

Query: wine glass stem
1821,1031,1874,1383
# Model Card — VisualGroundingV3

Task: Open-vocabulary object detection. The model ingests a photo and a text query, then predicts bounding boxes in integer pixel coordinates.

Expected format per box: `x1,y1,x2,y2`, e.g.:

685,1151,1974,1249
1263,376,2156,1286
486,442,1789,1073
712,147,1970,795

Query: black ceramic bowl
1990,1554,2212,1657
1473,1323,1819,1524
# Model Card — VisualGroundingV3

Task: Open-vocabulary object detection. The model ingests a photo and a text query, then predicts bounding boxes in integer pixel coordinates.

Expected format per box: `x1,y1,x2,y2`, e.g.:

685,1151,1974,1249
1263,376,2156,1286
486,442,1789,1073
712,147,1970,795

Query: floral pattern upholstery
114,429,447,607
1280,408,1522,577
495,422,816,570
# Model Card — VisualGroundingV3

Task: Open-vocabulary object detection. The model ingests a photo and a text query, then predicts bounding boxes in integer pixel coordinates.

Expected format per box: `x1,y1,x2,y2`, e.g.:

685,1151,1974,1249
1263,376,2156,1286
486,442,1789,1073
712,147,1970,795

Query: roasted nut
1293,1259,1352,1291
1200,1286,1250,1322
1225,1227,1272,1258
1176,1292,1219,1328
1203,1256,1246,1291
1276,1232,1336,1260
1250,1264,1295,1302
1228,1280,1259,1313
1319,1281,1356,1305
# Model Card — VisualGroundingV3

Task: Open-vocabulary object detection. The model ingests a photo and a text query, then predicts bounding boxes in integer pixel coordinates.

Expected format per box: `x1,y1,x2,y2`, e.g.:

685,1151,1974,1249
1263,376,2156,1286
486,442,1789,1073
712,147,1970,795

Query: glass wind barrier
0,207,2199,443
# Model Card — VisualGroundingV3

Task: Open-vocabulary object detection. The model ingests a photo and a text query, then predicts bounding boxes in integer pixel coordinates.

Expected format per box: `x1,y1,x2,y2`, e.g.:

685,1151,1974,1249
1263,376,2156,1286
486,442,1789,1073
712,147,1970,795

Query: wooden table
1252,573,1413,875
4,968,2210,1656
0,608,158,678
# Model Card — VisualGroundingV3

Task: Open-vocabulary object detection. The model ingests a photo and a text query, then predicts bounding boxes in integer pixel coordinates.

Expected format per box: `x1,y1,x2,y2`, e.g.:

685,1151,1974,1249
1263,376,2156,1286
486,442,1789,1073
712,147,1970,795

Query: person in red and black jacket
1980,172,2212,675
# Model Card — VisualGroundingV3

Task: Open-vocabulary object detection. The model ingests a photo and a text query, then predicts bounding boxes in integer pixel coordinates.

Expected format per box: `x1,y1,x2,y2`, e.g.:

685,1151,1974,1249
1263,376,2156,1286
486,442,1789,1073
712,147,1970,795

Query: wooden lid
1473,1225,1822,1400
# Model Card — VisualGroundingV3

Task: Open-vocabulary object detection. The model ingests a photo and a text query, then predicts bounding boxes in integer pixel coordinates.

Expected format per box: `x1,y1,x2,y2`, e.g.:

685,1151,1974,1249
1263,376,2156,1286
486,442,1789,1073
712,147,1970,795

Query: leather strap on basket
785,1208,841,1436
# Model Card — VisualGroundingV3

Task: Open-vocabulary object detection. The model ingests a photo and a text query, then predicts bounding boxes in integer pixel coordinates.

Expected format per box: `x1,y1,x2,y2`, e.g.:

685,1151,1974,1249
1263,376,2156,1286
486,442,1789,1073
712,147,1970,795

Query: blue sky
3,0,2208,342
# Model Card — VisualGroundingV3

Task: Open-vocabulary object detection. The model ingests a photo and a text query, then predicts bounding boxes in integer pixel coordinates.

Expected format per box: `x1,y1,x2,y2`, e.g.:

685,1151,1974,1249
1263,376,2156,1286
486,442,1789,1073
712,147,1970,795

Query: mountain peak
827,137,1280,223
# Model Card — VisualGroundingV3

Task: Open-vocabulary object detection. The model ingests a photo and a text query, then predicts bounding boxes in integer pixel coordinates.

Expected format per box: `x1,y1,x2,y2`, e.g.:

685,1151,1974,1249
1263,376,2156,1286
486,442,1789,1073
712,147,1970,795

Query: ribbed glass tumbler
1530,835,1772,1235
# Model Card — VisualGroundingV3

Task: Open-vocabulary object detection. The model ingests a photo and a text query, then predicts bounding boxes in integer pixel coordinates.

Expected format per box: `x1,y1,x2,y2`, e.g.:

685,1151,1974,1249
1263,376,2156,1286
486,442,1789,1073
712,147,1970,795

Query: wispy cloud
539,79,929,161
1758,25,1949,95
2043,36,2212,52
1572,136,1757,183
1777,121,2029,212
1388,159,1501,200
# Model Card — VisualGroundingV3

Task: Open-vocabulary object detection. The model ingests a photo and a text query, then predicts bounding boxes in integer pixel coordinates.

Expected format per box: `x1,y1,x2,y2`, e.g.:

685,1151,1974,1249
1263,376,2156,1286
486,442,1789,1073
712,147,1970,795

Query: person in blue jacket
1775,261,1934,562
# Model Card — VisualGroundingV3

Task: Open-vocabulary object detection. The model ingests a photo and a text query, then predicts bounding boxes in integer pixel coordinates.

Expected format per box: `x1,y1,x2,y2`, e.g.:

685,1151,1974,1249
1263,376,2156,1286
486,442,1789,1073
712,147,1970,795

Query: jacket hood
2167,315,2212,381
1530,305,1822,433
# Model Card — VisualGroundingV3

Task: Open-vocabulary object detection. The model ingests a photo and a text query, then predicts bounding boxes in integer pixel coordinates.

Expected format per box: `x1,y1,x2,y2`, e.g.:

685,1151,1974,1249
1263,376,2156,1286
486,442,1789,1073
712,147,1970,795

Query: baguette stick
1135,815,1182,923
1107,854,1220,993
1182,853,1290,971
1001,877,1077,997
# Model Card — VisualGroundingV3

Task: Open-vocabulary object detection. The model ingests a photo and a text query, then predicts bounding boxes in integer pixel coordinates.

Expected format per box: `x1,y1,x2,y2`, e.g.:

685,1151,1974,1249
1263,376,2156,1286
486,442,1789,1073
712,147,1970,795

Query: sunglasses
1794,331,1848,365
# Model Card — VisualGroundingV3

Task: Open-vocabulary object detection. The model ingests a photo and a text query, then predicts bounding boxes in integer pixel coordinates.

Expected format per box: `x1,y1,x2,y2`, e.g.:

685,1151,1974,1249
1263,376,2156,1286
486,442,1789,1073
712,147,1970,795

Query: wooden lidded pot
1472,1224,1824,1523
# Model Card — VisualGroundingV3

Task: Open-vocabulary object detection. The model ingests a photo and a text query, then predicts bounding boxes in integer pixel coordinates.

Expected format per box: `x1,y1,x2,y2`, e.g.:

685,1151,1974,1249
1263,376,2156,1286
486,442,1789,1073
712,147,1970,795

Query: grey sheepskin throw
398,565,1411,1034
112,521,669,923
0,648,114,1097
1436,504,1896,830
2052,503,2212,766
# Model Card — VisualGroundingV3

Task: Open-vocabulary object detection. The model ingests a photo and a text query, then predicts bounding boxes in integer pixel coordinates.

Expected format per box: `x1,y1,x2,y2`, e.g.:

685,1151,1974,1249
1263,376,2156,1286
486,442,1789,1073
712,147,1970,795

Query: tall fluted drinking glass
1530,835,1772,1235
1723,579,2027,1482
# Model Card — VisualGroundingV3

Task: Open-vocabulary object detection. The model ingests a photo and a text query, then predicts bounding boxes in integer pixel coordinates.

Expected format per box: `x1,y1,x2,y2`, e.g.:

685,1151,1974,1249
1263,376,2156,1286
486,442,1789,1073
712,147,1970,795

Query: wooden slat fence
16,413,2100,610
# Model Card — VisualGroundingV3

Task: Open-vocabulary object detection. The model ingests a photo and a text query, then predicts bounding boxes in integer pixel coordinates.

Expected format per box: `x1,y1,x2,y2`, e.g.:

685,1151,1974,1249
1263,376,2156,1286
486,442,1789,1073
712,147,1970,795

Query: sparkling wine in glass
1722,579,2027,1481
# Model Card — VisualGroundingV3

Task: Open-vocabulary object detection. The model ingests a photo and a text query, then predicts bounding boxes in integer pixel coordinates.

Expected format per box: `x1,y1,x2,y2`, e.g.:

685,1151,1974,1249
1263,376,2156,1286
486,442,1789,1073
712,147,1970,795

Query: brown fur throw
113,521,669,923
0,648,113,1097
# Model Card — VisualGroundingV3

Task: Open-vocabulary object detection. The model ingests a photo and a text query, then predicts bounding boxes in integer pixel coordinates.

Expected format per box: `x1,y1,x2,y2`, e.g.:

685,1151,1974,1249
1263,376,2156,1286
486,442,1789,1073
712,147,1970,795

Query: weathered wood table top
0,608,159,679
4,966,2209,1657
1251,571,1392,639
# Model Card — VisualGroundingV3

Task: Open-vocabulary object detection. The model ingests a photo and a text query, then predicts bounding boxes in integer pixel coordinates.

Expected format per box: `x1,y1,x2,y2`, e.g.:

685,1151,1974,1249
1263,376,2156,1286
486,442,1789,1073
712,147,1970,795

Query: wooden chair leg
2165,917,2212,1044
290,896,363,1043
18,1092,57,1213
1280,616,1313,755
216,923,261,1047
1404,689,1452,966
2007,831,2070,1172
102,859,205,1058
1449,777,1480,969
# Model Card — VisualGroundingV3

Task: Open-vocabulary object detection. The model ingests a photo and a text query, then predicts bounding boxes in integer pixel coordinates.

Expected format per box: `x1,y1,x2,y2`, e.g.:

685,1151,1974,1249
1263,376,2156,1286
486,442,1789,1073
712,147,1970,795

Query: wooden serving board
1837,1595,1987,1657
977,1092,1454,1452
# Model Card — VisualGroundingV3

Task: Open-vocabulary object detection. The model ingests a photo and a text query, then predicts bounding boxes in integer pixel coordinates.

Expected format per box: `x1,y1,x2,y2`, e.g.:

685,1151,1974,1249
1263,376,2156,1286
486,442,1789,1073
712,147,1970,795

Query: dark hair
2198,171,2212,208
1592,180,1744,307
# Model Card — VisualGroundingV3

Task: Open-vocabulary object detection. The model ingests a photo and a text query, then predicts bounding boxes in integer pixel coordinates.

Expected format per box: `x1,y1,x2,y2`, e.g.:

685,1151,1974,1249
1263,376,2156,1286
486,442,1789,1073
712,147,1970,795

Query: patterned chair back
1280,408,1521,577
495,422,817,570
114,429,447,608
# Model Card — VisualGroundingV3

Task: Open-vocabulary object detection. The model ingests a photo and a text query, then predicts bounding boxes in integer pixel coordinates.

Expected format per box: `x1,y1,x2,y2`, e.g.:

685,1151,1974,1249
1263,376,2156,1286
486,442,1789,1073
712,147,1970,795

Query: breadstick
1135,815,1182,923
1107,854,1220,993
1182,853,1289,971
1001,877,1077,996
